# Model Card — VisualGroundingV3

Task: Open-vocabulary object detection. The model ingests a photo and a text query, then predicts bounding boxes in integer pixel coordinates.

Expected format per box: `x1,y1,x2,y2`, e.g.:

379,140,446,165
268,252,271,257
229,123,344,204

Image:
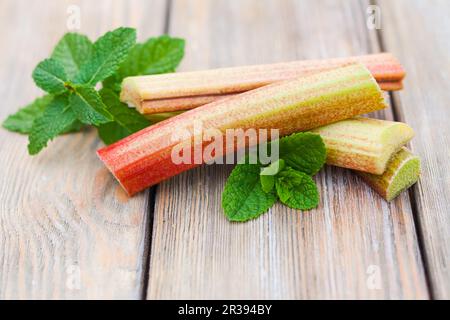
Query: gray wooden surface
0,0,166,299
379,0,450,299
0,0,448,299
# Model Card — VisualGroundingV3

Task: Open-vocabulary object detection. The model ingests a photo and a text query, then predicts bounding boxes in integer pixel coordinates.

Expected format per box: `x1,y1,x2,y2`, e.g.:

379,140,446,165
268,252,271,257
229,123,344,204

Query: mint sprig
28,94,77,155
2,28,185,154
275,167,319,210
2,95,53,134
69,85,113,125
279,132,326,175
222,164,277,222
222,132,326,222
97,88,150,144
260,158,285,193
32,58,69,94
51,33,94,78
74,27,136,85
103,35,185,92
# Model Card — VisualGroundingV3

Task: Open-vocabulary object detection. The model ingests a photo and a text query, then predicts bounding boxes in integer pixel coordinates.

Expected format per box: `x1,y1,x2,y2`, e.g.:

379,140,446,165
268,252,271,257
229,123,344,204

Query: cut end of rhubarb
380,81,403,91
312,117,414,174
96,148,132,196
362,52,406,82
386,151,420,201
358,147,421,201
121,77,144,110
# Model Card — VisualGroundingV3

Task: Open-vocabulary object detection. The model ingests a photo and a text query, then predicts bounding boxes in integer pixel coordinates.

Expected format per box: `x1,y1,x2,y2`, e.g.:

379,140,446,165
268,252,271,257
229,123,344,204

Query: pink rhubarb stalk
121,53,404,112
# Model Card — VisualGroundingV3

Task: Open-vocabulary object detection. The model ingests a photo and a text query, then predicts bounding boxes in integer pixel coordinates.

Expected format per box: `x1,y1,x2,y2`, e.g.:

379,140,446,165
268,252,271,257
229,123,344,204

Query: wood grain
147,0,428,299
0,0,167,299
378,0,450,299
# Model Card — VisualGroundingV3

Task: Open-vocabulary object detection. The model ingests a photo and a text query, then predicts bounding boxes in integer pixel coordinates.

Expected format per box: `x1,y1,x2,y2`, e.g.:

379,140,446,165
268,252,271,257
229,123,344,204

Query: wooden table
0,0,449,300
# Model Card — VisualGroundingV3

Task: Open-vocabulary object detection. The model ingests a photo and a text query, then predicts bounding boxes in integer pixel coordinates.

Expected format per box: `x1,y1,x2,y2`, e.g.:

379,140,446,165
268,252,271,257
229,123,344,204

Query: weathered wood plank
147,0,428,299
378,0,450,299
0,0,167,299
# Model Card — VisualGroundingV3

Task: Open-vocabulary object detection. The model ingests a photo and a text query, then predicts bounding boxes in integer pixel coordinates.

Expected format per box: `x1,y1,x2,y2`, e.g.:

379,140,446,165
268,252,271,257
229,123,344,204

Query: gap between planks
371,0,435,299
140,0,173,300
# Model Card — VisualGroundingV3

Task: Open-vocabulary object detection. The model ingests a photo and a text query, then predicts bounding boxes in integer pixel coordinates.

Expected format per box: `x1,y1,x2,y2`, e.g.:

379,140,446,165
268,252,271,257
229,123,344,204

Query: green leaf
62,121,84,133
97,88,150,144
32,58,68,94
3,94,83,135
51,33,93,79
28,94,78,155
260,159,285,176
75,27,136,85
259,159,285,193
3,95,53,133
275,167,319,210
260,175,275,193
69,85,112,125
103,35,185,91
278,132,326,175
222,164,277,222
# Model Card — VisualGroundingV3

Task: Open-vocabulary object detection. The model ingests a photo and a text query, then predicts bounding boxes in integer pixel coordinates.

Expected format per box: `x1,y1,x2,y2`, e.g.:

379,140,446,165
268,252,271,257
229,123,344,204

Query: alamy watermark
366,264,382,290
66,5,81,30
366,5,381,30
170,120,281,170
66,264,81,290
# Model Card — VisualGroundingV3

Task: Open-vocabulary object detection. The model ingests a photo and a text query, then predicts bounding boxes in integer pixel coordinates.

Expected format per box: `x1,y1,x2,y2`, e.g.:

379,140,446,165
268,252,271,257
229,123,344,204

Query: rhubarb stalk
98,64,386,195
311,117,414,174
139,93,238,113
357,148,421,201
121,53,404,112
138,82,402,114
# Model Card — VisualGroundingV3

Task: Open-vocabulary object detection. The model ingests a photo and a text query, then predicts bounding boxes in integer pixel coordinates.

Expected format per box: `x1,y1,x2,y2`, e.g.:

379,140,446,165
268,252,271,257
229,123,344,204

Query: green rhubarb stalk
311,117,414,174
137,82,402,114
98,63,386,195
357,147,420,201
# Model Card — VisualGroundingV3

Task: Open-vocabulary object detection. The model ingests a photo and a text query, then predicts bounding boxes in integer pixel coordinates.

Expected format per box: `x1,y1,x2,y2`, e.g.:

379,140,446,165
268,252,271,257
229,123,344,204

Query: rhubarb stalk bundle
98,64,386,195
120,53,404,114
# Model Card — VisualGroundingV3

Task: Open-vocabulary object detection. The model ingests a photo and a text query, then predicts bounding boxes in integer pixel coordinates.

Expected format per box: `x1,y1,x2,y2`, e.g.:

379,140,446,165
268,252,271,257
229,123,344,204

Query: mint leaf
260,159,285,193
75,27,136,85
3,94,83,135
62,120,84,134
275,167,319,210
28,94,77,155
260,175,275,193
32,58,68,94
3,95,53,133
51,33,93,79
103,35,185,91
279,132,326,175
260,159,285,176
97,88,150,144
69,85,112,125
222,164,277,222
